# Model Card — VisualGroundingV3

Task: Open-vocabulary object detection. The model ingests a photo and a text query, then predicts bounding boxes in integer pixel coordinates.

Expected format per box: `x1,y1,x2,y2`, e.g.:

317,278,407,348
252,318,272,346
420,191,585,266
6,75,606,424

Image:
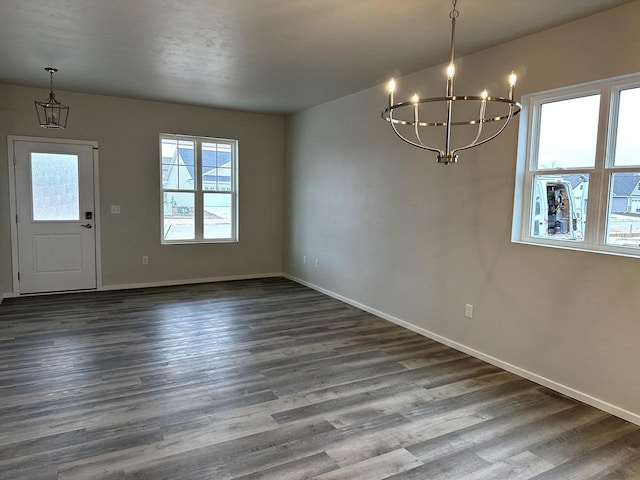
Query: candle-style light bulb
446,63,455,79
411,93,419,103
46,109,58,125
388,78,396,109
481,90,488,100
508,72,517,100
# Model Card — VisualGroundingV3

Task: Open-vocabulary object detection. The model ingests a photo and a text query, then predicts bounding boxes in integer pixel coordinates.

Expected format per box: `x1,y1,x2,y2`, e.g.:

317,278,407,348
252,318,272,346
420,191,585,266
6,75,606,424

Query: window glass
204,193,232,239
162,192,195,241
31,153,80,221
202,142,233,192
606,173,640,249
613,87,640,167
530,174,589,241
162,138,195,190
537,95,600,169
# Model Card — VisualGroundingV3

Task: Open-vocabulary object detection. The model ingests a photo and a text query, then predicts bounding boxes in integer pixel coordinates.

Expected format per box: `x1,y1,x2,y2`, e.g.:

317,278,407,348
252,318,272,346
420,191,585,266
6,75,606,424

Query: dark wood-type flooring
0,277,639,479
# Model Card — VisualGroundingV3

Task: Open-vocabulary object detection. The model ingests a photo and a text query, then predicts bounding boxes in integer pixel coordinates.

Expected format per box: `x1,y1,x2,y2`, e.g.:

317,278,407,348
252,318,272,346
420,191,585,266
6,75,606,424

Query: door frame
7,135,102,296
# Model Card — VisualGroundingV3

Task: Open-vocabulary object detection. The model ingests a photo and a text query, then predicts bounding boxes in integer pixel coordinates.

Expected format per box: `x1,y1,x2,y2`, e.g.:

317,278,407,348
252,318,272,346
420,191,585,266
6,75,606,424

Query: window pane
163,192,194,240
537,95,600,169
216,168,232,191
606,173,640,248
202,142,233,191
161,138,195,191
204,193,232,239
202,142,218,170
530,174,588,241
31,153,80,221
613,88,640,167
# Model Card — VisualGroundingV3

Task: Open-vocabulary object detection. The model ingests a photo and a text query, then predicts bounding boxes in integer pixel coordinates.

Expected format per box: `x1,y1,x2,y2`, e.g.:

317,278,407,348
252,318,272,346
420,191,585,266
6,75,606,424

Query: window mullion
579,86,609,246
194,140,204,240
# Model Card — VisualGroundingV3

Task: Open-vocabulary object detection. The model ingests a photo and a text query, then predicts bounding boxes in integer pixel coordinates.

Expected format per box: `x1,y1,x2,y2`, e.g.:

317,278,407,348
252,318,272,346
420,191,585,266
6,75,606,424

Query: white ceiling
0,0,634,114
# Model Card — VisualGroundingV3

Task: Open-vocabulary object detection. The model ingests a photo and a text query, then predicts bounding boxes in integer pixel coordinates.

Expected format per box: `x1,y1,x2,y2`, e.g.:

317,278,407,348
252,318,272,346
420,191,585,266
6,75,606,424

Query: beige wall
284,1,640,420
0,85,284,293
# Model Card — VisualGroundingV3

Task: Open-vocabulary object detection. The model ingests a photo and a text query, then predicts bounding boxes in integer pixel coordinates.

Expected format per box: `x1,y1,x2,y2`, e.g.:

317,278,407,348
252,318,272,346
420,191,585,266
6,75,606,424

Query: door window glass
31,153,80,221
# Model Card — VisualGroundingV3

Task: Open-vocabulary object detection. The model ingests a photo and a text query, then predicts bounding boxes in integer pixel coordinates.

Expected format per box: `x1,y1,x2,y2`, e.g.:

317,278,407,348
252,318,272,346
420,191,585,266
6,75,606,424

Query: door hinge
15,214,18,224
13,155,16,166
17,272,20,281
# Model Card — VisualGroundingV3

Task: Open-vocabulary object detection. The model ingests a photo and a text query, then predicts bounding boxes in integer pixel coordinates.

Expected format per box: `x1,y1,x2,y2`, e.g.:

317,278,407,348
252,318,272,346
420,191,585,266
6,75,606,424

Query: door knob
80,224,93,229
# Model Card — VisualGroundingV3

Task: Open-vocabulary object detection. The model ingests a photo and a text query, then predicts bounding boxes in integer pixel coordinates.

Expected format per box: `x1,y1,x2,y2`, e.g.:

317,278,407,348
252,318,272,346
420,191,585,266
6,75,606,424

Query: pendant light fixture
35,67,69,129
381,0,521,164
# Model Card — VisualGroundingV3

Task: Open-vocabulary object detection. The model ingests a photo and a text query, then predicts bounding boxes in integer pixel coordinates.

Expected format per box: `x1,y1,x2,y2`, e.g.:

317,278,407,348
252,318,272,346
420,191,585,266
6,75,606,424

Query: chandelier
381,0,521,165
35,68,69,129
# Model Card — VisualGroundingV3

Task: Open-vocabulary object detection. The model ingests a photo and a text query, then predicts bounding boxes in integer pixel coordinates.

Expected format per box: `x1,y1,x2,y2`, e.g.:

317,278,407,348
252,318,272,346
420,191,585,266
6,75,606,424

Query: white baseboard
283,273,640,427
99,272,284,291
1,273,283,299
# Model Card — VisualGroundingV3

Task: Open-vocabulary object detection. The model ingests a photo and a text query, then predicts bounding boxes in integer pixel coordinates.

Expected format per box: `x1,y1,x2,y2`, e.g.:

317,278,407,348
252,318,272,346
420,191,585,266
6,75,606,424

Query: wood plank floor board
315,448,423,480
528,428,640,480
230,451,338,480
0,277,638,479
222,413,412,478
464,451,555,480
471,404,610,464
528,415,640,466
598,455,640,480
384,449,492,480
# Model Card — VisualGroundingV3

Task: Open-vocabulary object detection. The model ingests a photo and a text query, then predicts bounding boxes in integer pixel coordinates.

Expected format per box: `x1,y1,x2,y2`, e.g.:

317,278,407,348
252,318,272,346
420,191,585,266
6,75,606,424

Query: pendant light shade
35,67,69,129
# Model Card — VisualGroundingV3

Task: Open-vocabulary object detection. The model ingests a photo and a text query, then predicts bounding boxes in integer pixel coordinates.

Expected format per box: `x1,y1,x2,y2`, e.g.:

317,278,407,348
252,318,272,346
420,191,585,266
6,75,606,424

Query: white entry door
13,139,97,294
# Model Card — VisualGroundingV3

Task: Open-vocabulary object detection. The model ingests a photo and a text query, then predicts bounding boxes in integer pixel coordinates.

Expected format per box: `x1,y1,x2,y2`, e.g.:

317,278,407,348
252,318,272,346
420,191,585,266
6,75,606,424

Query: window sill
513,237,640,260
161,239,239,246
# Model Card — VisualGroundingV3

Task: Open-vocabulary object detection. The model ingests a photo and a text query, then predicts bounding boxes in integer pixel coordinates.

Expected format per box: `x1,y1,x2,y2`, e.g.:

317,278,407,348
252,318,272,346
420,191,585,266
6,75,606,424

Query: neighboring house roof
562,174,589,190
177,147,232,185
162,147,232,188
611,173,640,197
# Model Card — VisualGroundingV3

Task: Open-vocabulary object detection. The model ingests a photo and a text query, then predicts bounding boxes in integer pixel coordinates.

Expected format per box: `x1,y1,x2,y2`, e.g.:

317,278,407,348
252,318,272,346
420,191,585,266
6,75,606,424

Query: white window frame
160,133,238,244
512,73,640,258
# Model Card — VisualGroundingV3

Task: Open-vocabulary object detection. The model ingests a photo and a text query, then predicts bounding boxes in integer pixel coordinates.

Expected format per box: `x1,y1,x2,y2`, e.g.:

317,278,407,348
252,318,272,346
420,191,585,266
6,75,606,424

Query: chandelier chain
449,0,459,19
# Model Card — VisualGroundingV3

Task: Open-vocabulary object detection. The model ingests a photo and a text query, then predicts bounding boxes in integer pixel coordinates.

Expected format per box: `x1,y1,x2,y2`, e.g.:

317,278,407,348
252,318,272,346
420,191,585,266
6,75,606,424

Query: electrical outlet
303,255,306,264
142,256,149,265
314,258,319,268
465,304,473,318
111,205,121,214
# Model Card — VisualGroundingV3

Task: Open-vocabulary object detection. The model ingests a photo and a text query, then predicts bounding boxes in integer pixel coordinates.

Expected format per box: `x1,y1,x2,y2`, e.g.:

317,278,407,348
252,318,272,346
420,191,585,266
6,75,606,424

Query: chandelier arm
452,105,515,156
414,122,425,147
385,106,443,154
453,98,487,152
390,119,443,155
413,106,426,147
